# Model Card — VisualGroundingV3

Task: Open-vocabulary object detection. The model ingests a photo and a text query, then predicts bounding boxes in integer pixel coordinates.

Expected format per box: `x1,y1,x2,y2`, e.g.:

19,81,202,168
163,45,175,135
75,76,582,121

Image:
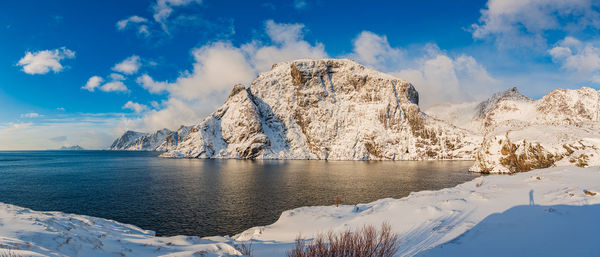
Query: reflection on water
0,151,477,237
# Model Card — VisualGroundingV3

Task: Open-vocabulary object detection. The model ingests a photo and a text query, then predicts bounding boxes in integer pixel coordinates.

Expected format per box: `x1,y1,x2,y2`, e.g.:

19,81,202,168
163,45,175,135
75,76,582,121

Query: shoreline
1,166,599,256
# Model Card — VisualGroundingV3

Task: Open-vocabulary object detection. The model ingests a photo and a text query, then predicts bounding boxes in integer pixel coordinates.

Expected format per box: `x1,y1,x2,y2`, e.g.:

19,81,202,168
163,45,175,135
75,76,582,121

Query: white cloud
56,107,65,111
123,101,149,113
82,76,104,92
99,81,128,92
110,73,126,81
248,20,326,71
17,47,75,75
265,20,303,44
351,31,404,71
394,52,498,107
112,55,142,75
293,0,307,10
472,0,600,49
136,74,169,94
117,15,147,30
116,16,151,37
9,122,33,129
50,135,67,142
153,0,202,30
549,37,600,82
124,20,326,131
20,113,41,118
0,113,127,150
349,31,499,107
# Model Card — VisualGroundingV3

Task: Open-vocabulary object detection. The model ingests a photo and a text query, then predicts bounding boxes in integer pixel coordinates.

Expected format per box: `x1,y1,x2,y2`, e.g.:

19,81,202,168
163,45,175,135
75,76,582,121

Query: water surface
0,151,477,236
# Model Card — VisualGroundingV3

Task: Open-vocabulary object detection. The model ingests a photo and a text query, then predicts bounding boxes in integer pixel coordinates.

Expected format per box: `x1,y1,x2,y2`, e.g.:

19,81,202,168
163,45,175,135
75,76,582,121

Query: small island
59,145,85,151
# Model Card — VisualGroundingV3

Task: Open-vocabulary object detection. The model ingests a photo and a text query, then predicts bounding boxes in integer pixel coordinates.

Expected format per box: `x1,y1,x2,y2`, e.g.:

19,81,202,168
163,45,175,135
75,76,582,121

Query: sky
1,0,599,150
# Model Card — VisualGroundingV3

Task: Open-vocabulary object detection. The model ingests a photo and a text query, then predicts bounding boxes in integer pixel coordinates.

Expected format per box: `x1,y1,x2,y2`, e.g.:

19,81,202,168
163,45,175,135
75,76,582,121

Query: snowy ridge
110,58,600,173
470,87,600,173
1,166,599,256
109,131,146,150
427,86,600,173
110,126,192,151
161,59,479,160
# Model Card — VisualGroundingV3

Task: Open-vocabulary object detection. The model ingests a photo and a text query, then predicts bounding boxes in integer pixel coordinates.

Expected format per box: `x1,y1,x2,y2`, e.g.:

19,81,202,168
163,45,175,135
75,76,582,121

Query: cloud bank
472,0,600,49
121,20,327,131
351,32,499,107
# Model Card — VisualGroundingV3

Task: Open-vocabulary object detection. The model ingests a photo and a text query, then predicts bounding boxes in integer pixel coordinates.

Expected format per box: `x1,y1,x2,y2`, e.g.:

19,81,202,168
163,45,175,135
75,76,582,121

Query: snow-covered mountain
110,131,146,150
110,58,600,173
161,59,479,160
428,87,600,173
109,127,192,151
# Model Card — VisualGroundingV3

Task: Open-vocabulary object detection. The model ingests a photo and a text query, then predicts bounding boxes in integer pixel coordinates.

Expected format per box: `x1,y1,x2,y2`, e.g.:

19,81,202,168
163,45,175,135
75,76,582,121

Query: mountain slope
162,59,479,160
110,127,192,151
471,87,600,173
426,86,600,173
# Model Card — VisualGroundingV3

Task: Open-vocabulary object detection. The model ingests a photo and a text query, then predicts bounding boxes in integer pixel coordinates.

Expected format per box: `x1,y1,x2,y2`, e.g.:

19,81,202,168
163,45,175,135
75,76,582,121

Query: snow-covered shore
1,166,599,256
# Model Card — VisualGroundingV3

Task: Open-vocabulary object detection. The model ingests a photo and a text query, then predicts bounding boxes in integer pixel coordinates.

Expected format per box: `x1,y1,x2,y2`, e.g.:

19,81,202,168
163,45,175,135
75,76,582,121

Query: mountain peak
475,87,532,119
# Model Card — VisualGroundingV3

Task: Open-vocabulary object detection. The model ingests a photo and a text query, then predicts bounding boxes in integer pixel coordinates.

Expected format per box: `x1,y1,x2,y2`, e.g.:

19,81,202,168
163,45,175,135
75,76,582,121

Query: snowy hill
161,59,479,160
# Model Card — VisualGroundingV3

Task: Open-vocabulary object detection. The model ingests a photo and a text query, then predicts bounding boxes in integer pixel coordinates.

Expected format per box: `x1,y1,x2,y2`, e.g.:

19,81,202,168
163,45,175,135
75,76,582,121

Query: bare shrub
234,241,254,257
334,196,343,207
286,223,399,257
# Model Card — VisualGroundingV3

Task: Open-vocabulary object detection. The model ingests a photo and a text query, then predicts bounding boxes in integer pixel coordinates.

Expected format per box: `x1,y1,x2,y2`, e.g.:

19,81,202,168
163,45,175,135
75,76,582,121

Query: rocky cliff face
426,86,600,173
110,127,192,151
469,87,600,173
110,131,146,150
110,58,600,174
161,59,479,160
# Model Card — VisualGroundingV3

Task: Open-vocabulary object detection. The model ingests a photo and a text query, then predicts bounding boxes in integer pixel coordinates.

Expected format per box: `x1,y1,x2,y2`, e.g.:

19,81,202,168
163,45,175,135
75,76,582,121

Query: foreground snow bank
2,166,600,256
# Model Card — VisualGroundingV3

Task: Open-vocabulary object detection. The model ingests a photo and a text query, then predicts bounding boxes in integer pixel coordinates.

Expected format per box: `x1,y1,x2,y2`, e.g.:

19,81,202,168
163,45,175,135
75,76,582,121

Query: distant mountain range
59,145,84,150
110,58,600,173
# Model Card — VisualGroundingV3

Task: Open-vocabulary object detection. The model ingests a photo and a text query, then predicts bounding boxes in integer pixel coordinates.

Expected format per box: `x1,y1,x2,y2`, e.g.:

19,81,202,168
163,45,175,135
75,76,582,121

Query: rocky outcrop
426,86,600,173
161,59,479,160
469,87,600,173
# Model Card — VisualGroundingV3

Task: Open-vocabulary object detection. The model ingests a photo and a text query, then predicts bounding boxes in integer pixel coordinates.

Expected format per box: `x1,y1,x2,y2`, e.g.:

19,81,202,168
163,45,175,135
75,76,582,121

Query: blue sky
1,0,599,149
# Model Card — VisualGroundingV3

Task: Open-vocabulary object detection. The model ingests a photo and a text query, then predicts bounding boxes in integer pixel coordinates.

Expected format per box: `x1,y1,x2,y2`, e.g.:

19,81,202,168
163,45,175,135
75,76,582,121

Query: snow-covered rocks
162,59,479,160
427,86,600,173
470,87,600,173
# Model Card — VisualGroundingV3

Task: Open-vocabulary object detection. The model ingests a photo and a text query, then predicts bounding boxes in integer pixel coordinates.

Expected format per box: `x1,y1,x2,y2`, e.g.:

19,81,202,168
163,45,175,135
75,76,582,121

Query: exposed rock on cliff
110,127,191,151
161,59,479,160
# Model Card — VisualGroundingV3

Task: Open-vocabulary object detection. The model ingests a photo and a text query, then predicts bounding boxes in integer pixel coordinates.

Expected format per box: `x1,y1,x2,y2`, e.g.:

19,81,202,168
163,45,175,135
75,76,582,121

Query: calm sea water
0,151,478,237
